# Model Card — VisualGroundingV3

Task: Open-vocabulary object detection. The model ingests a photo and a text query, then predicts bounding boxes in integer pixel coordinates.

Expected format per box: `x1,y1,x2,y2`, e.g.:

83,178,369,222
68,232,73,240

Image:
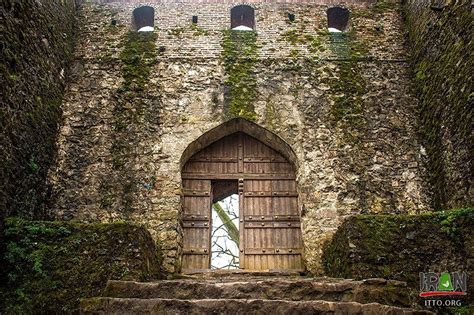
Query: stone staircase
81,273,433,314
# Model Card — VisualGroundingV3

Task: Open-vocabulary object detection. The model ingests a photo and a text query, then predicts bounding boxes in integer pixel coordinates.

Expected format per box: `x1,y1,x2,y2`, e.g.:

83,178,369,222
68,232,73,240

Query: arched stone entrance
180,119,303,272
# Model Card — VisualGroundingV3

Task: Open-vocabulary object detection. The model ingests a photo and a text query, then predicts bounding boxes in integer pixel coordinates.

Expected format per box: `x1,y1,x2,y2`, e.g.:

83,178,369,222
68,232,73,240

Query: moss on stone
322,208,474,296
0,218,162,313
102,31,158,218
326,59,366,169
191,24,210,36
264,99,278,131
120,31,157,91
351,0,397,19
167,25,210,38
167,27,185,37
0,0,79,221
353,281,414,307
371,0,397,14
221,30,259,121
281,29,301,46
403,1,473,209
280,23,327,57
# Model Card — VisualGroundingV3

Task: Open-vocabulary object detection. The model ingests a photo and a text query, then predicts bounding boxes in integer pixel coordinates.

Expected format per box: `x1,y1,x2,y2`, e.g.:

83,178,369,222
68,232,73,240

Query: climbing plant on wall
221,30,259,121
103,31,158,219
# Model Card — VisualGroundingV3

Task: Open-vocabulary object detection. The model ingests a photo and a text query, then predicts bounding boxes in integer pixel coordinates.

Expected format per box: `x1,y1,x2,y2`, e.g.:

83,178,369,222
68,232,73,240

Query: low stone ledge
0,218,163,313
322,208,474,301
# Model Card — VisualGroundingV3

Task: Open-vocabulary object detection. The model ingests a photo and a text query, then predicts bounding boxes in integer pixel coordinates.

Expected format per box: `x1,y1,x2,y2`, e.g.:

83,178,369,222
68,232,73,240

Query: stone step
102,278,414,307
182,269,304,279
80,298,433,314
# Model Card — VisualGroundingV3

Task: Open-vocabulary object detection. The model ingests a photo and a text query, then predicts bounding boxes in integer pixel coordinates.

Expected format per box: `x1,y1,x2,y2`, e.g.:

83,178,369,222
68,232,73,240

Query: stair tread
100,277,414,310
107,277,404,285
81,297,433,314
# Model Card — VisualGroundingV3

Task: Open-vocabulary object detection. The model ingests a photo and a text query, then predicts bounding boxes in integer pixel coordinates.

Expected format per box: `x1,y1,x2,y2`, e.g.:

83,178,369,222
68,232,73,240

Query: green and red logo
419,272,468,298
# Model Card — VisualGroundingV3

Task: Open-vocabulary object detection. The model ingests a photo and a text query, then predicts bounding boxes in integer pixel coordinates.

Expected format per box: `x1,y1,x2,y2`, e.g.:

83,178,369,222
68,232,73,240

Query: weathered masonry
47,0,432,274
181,120,303,271
2,1,472,312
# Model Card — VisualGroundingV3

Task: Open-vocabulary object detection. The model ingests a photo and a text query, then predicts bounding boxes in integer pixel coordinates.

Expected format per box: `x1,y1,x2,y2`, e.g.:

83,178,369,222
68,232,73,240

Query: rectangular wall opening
211,180,239,269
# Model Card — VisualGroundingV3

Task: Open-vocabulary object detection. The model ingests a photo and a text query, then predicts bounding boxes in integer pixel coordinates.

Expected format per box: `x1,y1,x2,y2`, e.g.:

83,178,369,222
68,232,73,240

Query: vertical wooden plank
238,133,244,173
182,179,211,271
238,178,245,269
250,180,259,271
265,179,272,270
283,179,290,270
208,183,213,269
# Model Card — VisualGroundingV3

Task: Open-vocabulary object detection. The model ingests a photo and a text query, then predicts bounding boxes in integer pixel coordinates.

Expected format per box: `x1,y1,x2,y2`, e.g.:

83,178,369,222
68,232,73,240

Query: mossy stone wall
49,1,429,274
0,0,81,222
0,219,162,313
322,208,474,300
222,30,259,121
403,0,473,209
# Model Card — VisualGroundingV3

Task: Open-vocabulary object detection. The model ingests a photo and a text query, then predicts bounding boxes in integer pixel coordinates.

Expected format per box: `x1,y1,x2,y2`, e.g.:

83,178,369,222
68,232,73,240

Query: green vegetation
280,26,327,55
166,25,210,38
372,0,397,14
191,24,210,36
221,30,259,120
0,218,161,313
328,61,366,145
439,208,473,238
405,2,473,209
167,27,185,37
279,22,369,59
264,99,278,131
103,31,158,218
0,0,78,220
120,31,158,91
324,208,474,315
351,0,398,19
323,208,474,286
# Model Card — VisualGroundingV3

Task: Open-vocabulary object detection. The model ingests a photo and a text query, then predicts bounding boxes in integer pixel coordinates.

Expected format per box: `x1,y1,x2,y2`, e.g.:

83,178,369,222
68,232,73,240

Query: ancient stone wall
0,219,162,313
322,208,474,301
89,0,376,4
48,0,430,274
0,0,81,221
403,0,473,210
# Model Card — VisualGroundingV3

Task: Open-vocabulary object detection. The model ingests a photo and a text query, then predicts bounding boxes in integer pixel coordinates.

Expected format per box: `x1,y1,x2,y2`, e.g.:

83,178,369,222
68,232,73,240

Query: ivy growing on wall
120,32,158,91
103,31,158,219
221,30,259,121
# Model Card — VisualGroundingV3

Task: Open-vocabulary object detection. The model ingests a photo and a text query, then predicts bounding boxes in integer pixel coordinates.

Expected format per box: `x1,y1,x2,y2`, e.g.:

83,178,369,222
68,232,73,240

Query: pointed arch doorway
181,119,303,272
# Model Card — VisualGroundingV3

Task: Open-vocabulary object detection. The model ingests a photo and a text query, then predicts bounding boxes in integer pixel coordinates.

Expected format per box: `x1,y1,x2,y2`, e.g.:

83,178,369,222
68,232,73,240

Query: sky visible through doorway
211,194,240,269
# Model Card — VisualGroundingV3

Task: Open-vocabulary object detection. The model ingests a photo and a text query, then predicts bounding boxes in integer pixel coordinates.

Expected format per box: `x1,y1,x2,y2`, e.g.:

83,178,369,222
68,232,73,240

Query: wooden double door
181,133,303,272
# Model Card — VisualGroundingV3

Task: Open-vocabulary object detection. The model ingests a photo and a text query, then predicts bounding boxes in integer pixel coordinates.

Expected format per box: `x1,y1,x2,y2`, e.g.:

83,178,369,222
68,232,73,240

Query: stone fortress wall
403,0,473,210
0,0,82,223
48,0,431,273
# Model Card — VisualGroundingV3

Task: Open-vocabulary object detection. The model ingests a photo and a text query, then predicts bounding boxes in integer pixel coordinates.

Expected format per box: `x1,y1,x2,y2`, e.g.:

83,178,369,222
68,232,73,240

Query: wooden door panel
243,162,294,174
182,133,302,272
243,135,275,158
182,179,211,271
183,179,209,191
242,178,303,271
272,179,297,191
273,179,302,270
242,179,272,270
184,197,209,213
182,161,211,173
